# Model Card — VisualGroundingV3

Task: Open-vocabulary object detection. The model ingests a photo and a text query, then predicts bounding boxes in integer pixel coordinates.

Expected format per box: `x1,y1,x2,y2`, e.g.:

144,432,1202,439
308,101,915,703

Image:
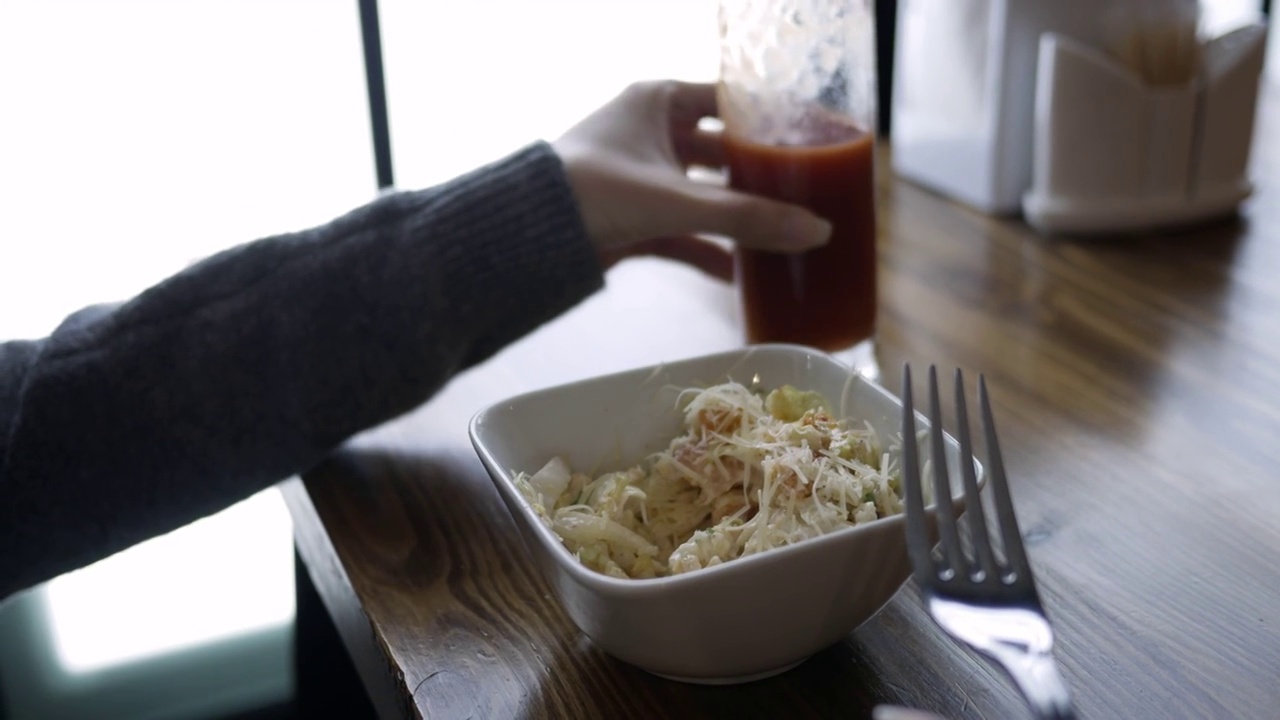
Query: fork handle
991,646,1075,720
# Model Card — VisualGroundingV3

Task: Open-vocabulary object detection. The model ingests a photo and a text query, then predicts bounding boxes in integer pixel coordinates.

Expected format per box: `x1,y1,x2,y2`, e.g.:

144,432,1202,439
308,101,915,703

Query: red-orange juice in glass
726,123,876,350
719,0,879,370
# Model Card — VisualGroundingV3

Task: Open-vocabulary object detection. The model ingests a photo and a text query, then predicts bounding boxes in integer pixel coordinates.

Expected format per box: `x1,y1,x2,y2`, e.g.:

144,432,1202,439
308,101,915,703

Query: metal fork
900,364,1075,720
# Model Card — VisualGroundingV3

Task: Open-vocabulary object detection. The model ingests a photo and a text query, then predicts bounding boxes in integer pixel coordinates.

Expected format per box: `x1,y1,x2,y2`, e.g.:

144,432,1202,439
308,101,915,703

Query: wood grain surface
282,89,1280,720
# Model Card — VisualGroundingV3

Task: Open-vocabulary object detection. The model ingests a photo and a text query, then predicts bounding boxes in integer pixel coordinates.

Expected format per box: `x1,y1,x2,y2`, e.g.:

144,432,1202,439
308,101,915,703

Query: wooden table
283,91,1280,719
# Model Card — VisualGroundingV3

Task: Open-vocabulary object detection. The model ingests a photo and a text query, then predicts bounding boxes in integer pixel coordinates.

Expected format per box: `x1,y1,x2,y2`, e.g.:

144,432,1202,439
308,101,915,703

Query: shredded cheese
513,381,903,579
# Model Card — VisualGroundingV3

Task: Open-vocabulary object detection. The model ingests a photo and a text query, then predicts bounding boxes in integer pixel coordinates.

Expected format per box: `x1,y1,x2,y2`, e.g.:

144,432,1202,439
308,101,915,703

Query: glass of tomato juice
718,0,879,378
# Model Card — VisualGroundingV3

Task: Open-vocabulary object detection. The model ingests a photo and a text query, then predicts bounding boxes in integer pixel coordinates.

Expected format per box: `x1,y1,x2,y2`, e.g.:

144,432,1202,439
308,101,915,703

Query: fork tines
901,364,1033,600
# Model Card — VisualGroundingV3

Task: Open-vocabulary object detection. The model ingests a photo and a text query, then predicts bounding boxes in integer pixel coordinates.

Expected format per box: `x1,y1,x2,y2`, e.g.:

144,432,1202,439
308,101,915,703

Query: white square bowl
469,344,981,684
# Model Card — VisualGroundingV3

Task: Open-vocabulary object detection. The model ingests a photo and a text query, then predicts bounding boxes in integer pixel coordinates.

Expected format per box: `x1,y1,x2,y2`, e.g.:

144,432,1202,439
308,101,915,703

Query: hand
552,80,832,280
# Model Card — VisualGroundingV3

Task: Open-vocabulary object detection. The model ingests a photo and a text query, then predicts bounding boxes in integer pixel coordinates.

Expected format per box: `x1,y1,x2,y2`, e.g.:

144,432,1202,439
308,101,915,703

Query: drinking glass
719,0,880,378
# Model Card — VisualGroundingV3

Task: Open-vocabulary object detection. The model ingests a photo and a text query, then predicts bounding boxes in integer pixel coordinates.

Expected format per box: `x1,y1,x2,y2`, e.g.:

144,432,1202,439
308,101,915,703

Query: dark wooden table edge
281,474,409,720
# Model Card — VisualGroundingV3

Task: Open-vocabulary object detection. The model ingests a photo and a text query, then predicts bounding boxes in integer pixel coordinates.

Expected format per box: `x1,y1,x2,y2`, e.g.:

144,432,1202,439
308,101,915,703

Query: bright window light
45,489,296,674
1199,0,1263,37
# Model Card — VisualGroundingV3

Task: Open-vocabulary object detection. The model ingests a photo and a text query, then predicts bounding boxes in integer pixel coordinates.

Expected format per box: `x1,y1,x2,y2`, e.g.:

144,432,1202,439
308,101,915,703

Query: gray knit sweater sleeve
0,142,604,601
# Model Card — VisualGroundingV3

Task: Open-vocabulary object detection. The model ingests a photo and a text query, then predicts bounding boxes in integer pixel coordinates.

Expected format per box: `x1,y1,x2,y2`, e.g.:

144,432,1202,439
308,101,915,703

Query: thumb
676,183,832,252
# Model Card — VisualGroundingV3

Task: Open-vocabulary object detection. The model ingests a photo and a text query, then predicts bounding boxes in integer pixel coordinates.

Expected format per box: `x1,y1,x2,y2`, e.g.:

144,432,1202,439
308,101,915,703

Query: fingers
557,78,831,261
672,127,726,169
667,81,726,169
656,81,833,254
677,183,832,253
601,235,735,281
667,81,718,124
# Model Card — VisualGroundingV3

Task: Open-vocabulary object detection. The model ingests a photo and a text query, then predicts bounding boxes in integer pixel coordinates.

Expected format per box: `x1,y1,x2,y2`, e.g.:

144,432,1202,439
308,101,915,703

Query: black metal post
876,0,897,137
357,0,394,190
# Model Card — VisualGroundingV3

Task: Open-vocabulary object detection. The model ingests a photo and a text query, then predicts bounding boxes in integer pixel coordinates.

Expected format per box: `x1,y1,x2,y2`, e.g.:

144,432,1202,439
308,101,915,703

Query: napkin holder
1022,24,1267,235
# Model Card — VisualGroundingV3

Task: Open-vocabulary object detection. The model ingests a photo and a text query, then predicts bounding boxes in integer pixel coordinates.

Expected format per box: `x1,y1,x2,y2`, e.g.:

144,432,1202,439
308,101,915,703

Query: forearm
0,142,603,600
